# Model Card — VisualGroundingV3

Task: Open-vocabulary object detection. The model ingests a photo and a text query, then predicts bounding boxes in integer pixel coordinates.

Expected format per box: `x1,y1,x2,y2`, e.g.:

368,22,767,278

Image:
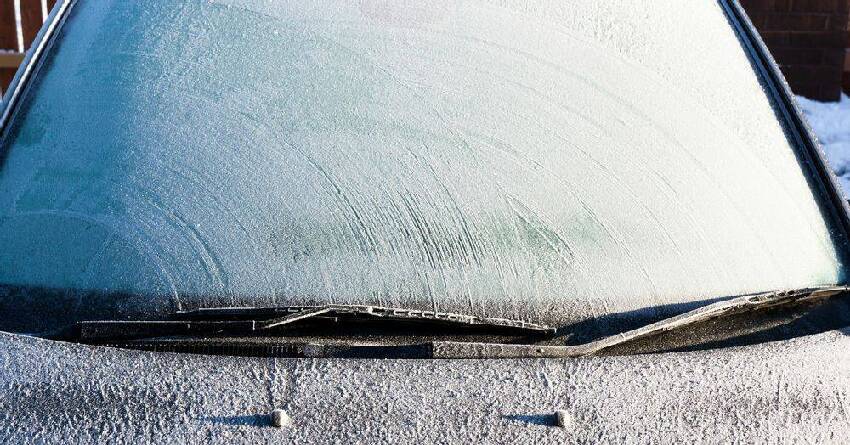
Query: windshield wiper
433,286,850,358
68,304,556,343
60,286,849,358
180,304,556,333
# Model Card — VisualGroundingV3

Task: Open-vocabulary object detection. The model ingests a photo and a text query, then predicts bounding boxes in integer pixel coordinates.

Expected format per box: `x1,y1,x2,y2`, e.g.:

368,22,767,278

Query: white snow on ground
797,94,850,196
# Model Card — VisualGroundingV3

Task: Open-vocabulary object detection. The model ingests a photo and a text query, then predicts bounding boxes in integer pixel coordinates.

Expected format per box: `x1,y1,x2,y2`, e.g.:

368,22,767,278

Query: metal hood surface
2,330,850,443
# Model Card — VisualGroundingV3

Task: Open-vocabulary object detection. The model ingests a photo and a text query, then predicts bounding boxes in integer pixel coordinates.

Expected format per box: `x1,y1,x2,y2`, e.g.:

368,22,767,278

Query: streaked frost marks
0,0,843,326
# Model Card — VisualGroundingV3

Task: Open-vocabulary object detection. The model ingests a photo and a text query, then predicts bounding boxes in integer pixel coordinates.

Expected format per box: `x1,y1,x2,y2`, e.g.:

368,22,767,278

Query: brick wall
845,22,850,95
740,0,850,101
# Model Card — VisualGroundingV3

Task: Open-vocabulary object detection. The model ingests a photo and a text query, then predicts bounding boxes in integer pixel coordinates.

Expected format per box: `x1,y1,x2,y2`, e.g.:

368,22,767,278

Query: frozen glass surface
0,0,846,326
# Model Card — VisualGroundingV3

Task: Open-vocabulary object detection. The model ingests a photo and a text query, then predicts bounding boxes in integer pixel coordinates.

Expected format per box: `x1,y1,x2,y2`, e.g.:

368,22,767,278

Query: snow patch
796,94,850,196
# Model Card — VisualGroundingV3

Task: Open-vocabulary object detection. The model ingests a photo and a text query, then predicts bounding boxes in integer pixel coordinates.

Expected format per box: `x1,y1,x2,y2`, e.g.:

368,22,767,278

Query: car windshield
0,0,848,335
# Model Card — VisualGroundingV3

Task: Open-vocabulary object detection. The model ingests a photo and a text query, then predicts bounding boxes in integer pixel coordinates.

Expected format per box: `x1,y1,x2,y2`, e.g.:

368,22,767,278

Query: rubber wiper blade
72,320,257,342
177,304,556,334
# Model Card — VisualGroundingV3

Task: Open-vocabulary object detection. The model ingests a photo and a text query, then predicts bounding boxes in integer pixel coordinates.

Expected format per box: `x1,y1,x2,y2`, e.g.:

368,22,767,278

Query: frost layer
0,0,845,324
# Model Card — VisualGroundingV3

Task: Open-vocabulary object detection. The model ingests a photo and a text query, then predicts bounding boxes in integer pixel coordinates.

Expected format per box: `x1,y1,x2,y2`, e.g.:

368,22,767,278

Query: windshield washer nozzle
271,409,291,428
555,409,572,429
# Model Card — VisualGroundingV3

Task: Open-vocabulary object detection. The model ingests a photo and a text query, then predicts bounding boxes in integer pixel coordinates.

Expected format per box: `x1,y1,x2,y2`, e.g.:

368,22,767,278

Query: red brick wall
740,0,850,101
845,25,850,95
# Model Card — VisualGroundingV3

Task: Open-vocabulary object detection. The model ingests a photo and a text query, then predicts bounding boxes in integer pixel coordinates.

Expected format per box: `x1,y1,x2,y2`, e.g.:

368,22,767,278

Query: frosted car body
4,329,850,443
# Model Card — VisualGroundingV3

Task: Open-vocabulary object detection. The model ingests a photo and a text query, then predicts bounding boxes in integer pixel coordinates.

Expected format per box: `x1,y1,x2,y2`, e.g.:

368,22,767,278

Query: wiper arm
433,286,850,358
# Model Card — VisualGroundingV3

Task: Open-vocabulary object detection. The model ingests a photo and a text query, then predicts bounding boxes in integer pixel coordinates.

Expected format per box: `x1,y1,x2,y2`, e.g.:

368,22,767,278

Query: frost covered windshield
0,0,847,331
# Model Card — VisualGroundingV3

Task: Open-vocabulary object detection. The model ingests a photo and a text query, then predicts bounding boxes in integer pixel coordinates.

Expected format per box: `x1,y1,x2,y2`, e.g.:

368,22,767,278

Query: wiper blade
74,320,257,342
69,304,555,342
178,304,555,333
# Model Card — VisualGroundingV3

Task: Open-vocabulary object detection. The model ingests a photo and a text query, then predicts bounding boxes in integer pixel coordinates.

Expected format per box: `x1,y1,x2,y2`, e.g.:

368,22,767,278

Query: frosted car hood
2,330,850,443
0,0,848,332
